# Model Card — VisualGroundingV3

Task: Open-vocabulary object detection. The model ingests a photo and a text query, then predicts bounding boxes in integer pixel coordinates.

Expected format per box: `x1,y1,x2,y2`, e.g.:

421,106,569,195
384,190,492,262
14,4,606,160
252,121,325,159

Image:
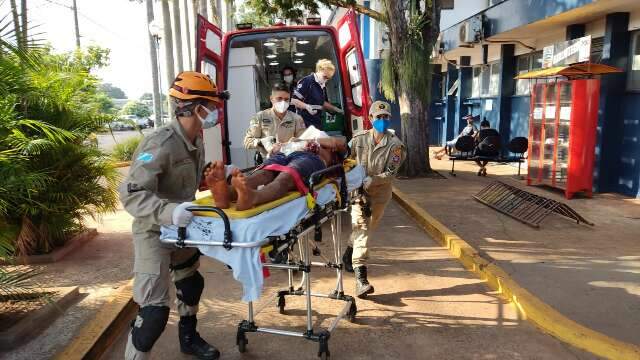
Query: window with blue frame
628,30,640,91
515,51,543,96
471,62,500,98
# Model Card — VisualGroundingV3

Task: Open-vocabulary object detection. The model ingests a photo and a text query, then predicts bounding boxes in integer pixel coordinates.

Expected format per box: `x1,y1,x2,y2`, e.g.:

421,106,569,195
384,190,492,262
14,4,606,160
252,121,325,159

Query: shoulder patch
137,152,154,163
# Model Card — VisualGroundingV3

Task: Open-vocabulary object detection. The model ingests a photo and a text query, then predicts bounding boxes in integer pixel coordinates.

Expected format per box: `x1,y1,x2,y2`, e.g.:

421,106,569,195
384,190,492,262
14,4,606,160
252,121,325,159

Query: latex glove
260,136,276,153
305,103,318,115
172,202,194,227
224,164,239,179
334,107,344,115
363,176,372,190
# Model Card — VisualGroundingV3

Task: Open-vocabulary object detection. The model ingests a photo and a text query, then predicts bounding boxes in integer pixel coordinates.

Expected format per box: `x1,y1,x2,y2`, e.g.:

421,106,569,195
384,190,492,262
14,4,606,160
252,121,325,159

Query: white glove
224,164,239,179
335,107,344,115
172,202,194,227
363,176,372,189
260,136,276,153
305,104,318,115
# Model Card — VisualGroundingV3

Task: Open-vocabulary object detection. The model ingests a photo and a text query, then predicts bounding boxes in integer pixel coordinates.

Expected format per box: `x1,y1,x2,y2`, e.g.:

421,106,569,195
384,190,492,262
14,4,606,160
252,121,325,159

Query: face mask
284,75,294,83
196,105,219,129
372,118,390,133
274,100,289,114
316,72,328,85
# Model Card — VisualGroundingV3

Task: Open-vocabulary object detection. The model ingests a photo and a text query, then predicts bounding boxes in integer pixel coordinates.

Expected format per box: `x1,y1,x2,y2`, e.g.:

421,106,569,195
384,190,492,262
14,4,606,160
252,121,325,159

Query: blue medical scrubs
293,73,328,130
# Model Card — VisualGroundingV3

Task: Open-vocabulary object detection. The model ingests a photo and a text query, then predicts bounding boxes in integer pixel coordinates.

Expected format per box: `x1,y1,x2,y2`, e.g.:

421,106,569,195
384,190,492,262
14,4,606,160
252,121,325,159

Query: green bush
112,136,143,162
0,40,120,256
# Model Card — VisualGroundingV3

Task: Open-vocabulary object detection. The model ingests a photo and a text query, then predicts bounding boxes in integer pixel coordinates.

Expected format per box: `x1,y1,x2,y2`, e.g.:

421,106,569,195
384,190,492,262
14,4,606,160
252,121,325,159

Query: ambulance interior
224,30,347,169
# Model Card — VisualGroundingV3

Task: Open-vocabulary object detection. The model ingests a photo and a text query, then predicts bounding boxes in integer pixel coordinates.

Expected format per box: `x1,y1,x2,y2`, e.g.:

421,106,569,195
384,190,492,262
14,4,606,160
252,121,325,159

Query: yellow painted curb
54,280,137,360
392,186,640,360
112,161,131,168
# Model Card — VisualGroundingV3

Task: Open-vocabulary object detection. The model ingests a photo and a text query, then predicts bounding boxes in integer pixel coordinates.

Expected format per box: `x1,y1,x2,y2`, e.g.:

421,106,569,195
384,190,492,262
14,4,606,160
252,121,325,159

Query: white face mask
283,75,294,83
274,100,289,114
315,72,328,86
196,105,219,129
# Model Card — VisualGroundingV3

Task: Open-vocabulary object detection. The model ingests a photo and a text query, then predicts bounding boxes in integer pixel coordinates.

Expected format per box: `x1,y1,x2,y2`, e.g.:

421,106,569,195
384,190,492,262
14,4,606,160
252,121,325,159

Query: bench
448,136,528,177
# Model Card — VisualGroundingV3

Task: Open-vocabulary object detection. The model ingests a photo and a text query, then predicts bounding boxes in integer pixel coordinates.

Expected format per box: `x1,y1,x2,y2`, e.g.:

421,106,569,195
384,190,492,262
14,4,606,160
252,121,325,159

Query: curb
0,286,80,350
392,186,640,360
0,229,97,265
54,280,137,360
112,161,131,168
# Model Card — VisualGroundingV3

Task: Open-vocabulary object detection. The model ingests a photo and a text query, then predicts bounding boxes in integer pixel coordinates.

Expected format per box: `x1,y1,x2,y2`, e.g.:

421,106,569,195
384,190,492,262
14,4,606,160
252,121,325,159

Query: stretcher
160,162,366,359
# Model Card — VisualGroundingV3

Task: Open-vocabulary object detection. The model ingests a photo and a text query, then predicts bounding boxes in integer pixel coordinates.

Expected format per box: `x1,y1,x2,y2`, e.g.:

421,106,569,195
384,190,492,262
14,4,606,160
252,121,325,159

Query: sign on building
542,35,591,68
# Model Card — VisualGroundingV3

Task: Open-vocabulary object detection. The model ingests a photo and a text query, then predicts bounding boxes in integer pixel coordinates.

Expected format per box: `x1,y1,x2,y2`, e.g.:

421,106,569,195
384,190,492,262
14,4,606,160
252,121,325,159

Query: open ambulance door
336,9,372,135
196,15,228,164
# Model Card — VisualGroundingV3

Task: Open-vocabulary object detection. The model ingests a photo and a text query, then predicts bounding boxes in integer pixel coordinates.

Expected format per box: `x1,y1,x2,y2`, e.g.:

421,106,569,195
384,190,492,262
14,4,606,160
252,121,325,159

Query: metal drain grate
473,181,594,228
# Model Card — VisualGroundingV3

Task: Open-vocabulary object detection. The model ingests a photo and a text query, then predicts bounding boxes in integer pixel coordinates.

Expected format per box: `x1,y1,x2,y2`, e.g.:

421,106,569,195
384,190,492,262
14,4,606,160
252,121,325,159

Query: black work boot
342,246,354,273
179,315,220,360
354,266,374,298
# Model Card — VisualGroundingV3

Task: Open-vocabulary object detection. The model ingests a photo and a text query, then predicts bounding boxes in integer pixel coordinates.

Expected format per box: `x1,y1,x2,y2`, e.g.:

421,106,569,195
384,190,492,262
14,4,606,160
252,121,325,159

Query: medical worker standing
344,101,406,298
120,71,226,360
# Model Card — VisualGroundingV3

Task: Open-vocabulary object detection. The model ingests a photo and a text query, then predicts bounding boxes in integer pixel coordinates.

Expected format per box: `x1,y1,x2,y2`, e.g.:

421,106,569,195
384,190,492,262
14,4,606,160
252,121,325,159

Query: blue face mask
197,105,219,129
372,118,390,133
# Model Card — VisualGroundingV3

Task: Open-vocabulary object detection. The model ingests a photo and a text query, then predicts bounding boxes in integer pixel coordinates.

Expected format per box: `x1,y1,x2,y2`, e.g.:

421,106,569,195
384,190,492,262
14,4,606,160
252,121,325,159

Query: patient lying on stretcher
205,137,347,211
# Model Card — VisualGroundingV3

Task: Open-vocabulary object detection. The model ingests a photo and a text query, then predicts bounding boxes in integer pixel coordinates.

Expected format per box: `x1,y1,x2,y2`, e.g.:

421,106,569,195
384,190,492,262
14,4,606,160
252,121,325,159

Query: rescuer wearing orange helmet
120,71,228,360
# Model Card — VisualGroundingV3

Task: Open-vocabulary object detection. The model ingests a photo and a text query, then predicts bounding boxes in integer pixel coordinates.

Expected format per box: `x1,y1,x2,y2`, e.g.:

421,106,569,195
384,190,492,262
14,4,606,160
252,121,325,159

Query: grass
111,135,143,162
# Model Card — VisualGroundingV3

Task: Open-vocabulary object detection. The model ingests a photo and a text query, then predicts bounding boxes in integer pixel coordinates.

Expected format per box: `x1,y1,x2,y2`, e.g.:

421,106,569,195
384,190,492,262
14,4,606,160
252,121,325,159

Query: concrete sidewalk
102,202,591,359
394,156,640,348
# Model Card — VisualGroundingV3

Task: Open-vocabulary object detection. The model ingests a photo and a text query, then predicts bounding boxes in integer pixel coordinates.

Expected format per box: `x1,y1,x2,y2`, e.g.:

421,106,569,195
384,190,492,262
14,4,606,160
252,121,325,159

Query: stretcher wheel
237,337,248,353
347,302,357,323
277,295,286,314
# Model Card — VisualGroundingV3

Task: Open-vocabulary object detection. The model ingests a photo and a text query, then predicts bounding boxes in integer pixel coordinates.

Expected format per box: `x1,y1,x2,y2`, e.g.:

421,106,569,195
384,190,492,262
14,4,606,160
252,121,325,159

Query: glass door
555,82,572,188
541,82,558,186
528,83,545,183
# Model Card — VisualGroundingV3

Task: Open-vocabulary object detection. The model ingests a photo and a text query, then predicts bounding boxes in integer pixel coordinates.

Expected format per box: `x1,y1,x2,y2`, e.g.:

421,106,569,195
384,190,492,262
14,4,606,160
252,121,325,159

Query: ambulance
195,10,372,168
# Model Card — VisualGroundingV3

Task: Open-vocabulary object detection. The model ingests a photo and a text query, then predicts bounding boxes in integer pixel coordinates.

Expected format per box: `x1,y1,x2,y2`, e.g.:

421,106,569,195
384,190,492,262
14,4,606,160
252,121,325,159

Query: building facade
331,0,640,198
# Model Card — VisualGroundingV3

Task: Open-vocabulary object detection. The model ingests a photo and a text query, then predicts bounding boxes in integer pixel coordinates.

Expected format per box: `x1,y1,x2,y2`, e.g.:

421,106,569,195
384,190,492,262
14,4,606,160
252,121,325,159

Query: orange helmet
169,71,228,103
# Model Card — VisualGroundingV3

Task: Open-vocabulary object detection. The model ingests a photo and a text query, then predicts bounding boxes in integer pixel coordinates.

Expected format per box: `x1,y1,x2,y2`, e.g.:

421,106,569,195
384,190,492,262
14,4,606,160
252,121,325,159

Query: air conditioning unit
458,16,483,44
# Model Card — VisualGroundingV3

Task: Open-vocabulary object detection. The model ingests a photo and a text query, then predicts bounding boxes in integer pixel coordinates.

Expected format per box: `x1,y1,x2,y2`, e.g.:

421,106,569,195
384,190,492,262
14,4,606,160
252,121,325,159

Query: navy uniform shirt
293,73,328,129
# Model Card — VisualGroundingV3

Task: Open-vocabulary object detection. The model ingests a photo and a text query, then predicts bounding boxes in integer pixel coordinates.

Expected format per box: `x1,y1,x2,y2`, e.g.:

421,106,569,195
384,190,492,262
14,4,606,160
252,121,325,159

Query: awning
515,63,623,79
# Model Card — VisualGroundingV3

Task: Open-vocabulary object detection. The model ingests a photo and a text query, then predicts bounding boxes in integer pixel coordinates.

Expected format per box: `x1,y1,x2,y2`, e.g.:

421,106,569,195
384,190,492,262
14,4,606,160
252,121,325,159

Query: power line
40,0,127,41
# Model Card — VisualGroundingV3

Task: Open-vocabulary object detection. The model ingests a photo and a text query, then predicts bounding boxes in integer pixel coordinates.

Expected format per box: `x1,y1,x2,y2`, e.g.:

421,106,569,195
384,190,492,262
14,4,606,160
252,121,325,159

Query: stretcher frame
160,164,358,359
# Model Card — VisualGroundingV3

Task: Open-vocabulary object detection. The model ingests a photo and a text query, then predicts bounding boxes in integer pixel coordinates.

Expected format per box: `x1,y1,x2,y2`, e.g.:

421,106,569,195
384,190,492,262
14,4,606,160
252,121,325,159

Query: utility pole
72,0,80,48
182,0,193,69
146,0,162,128
171,0,184,73
161,0,176,121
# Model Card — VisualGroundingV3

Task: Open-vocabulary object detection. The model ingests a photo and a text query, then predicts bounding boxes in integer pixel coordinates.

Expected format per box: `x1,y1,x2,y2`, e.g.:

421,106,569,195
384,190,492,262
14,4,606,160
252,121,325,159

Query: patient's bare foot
232,170,256,211
205,161,231,208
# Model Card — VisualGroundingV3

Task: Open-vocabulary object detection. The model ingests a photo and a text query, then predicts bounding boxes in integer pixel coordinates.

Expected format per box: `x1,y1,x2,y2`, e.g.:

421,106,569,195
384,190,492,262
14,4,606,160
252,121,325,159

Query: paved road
102,202,593,359
98,129,153,153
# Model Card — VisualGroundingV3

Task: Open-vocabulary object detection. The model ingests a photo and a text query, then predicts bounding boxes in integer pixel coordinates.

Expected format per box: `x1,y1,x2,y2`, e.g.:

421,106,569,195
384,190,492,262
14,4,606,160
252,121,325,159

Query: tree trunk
398,86,430,176
20,0,27,46
161,0,176,123
146,0,162,127
209,0,221,26
182,0,193,68
9,0,22,48
171,0,184,73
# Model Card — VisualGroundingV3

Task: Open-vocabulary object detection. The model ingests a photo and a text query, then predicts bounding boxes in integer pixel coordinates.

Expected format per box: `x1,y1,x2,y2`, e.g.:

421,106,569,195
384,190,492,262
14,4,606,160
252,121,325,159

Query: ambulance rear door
336,9,372,134
196,15,228,164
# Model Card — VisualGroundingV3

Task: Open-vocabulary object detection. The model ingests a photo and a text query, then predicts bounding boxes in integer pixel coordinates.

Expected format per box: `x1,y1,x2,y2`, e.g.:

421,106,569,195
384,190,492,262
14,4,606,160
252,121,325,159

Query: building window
628,31,640,91
515,51,543,96
471,62,500,98
472,67,481,98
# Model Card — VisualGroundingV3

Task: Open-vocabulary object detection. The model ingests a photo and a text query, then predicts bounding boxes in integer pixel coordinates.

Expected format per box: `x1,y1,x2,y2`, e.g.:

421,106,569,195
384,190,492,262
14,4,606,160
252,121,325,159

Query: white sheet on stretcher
160,165,366,302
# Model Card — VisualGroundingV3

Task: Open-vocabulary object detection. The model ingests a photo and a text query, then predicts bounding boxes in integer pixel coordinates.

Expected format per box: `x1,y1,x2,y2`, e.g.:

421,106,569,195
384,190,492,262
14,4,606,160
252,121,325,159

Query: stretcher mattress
160,165,366,302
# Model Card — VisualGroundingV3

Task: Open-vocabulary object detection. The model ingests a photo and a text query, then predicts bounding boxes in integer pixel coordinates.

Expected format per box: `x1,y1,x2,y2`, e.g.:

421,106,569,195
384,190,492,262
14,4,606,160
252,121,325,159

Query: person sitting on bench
205,137,347,211
474,119,501,176
433,114,478,160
